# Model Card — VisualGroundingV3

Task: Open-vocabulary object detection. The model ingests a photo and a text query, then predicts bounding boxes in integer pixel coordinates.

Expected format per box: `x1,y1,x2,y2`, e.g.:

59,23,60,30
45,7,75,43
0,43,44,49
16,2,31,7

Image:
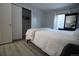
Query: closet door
12,4,22,40
0,4,12,44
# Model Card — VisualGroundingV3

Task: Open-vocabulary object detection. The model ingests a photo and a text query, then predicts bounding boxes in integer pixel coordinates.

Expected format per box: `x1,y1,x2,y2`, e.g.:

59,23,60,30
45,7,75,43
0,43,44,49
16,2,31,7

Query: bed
26,28,79,56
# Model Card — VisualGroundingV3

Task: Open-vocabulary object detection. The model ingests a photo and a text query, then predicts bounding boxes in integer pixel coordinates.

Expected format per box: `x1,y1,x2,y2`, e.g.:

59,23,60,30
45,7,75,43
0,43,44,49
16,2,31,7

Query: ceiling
19,3,74,11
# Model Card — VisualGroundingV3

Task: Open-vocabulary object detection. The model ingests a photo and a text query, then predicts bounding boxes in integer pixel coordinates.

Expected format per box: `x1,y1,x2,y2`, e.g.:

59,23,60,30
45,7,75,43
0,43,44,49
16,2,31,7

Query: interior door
0,4,12,44
12,4,22,40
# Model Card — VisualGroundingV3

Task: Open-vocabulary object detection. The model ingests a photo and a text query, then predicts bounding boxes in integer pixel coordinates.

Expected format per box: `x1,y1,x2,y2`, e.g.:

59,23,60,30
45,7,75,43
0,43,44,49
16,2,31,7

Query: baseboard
0,41,12,46
12,38,24,42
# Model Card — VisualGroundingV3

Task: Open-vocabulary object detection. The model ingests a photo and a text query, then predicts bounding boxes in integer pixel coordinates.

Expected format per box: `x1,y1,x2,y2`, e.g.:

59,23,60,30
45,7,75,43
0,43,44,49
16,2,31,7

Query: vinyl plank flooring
0,46,5,56
14,42,29,56
21,40,41,55
15,41,35,56
4,44,11,56
0,40,48,56
21,40,48,56
8,43,21,56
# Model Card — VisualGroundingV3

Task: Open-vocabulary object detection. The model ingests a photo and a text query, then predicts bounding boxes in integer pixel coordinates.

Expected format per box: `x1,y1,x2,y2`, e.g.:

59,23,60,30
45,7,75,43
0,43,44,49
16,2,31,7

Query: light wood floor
0,40,48,56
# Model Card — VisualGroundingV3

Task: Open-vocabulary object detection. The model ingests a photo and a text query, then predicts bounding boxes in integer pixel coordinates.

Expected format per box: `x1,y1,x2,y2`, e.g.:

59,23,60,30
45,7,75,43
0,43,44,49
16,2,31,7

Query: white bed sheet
32,30,79,56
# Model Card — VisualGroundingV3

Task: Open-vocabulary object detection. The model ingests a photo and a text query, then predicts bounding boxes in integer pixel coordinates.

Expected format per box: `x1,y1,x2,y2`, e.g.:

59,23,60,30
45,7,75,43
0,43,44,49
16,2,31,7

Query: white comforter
26,28,52,41
32,30,79,56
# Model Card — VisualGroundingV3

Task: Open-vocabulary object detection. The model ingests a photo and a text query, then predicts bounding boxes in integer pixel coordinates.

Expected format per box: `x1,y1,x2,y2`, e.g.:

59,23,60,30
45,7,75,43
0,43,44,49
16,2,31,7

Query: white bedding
25,28,52,41
32,30,79,56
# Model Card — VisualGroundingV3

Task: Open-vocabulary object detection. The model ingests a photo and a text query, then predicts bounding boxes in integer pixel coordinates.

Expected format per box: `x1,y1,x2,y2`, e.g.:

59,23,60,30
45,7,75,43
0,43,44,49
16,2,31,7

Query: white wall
31,9,45,28
44,11,55,28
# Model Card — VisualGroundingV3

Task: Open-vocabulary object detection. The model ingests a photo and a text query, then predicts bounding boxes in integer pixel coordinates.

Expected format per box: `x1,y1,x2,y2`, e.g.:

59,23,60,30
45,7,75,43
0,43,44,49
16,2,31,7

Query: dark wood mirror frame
64,13,78,31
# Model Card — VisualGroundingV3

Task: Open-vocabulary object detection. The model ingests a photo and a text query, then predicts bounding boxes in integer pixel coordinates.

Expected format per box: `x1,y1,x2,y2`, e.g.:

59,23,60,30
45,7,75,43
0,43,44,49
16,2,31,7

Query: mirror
64,13,78,30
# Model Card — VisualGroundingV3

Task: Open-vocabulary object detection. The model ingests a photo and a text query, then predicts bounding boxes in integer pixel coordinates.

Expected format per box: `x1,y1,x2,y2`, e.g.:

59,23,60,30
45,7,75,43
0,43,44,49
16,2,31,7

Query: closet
12,4,31,40
22,8,31,39
0,4,12,44
0,4,31,44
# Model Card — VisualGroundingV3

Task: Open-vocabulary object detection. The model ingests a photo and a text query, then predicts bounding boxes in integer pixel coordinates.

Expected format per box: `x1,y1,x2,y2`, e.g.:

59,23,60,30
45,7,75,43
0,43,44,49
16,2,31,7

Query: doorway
22,8,31,39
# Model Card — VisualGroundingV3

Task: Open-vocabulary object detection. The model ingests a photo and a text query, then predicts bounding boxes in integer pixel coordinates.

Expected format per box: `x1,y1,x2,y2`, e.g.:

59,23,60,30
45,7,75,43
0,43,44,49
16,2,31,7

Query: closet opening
22,8,31,39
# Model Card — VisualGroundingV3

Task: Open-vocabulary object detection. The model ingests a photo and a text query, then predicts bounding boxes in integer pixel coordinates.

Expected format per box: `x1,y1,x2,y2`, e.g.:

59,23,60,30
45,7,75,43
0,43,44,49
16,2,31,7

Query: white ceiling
20,3,73,11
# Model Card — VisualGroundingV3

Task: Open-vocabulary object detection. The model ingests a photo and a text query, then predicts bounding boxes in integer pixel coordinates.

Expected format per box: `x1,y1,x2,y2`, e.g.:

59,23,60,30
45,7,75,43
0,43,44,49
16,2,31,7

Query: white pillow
74,28,79,37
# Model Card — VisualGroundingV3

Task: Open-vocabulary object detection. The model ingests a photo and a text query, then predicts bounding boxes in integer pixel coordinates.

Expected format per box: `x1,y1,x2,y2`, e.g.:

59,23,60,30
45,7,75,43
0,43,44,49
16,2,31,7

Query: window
54,14,65,30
